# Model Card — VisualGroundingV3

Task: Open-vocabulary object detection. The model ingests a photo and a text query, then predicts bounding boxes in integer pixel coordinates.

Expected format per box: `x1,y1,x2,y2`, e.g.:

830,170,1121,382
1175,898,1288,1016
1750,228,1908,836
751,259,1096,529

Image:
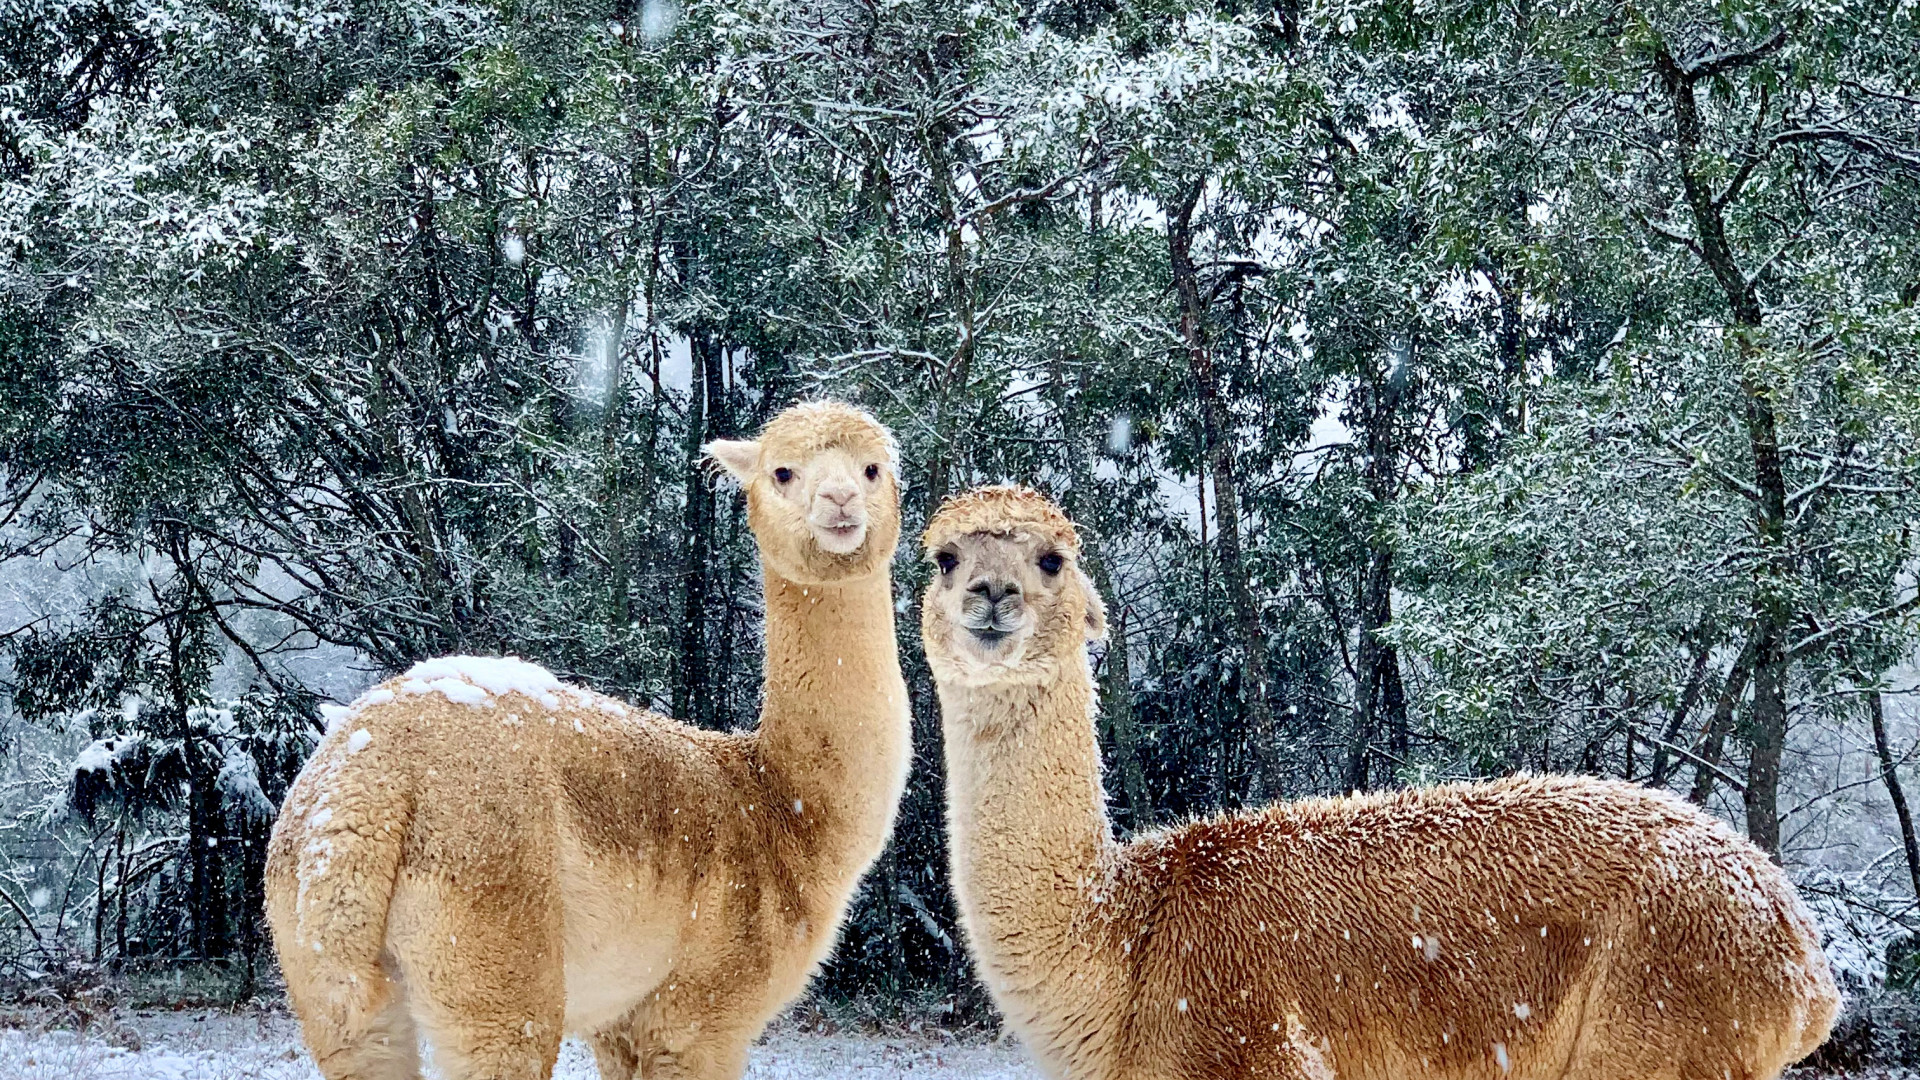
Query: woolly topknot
758,400,899,472
922,486,1080,556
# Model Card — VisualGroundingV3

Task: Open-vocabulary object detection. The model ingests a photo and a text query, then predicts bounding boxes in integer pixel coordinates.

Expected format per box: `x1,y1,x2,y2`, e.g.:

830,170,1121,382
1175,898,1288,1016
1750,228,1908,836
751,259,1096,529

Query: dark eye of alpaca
935,551,958,574
864,463,880,482
1037,552,1064,576
773,467,794,484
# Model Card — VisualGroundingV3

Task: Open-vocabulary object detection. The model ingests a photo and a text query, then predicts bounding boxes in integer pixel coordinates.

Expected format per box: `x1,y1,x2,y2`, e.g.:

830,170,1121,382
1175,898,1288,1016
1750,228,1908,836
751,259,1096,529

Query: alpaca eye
773,467,794,484
864,464,880,482
1037,552,1064,576
935,551,958,574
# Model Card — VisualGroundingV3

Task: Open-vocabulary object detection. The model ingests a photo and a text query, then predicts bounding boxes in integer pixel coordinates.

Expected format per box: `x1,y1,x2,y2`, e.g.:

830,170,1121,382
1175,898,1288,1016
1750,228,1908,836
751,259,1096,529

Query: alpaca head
920,486,1106,688
706,401,902,585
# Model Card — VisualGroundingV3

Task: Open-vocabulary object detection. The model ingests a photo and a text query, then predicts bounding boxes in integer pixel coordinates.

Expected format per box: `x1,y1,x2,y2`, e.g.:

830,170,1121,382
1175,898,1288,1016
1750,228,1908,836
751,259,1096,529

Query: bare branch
1790,593,1920,661
1650,429,1765,503
1772,125,1920,176
1678,27,1791,81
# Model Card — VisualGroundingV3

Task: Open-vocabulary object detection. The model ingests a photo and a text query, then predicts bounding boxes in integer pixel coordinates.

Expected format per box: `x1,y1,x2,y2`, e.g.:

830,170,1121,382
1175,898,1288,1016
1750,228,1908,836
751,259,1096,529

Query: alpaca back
1090,776,1835,1080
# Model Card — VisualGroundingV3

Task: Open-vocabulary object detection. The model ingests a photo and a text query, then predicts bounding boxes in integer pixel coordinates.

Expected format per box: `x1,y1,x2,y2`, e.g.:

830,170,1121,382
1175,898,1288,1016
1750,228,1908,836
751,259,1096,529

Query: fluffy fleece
921,485,1839,1080
265,402,912,1080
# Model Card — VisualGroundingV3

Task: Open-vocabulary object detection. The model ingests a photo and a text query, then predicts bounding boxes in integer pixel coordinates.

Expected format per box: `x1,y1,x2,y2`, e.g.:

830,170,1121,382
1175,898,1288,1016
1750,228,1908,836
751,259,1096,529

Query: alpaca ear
1078,567,1107,643
704,440,760,483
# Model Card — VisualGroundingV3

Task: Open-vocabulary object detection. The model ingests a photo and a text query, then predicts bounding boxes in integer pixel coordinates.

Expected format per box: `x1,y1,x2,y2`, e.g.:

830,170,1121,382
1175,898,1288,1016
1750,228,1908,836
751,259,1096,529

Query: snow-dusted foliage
0,0,1915,1029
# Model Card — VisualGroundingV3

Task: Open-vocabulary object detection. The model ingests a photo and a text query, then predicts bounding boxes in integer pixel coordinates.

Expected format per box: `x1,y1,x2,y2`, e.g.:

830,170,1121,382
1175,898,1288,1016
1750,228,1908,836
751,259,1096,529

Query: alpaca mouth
966,626,1012,648
813,518,866,552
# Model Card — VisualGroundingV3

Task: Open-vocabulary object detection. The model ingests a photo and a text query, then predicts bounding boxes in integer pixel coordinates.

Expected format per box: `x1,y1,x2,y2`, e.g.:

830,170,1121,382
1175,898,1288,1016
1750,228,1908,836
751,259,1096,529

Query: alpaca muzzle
960,588,1025,646
809,504,869,553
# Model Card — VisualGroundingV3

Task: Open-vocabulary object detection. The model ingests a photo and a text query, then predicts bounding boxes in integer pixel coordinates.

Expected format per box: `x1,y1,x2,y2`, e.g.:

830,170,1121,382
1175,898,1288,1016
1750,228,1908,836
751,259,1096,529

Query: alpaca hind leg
304,977,422,1080
629,995,757,1080
638,1038,751,1080
399,957,565,1080
404,976,565,1080
386,885,566,1079
589,1025,641,1080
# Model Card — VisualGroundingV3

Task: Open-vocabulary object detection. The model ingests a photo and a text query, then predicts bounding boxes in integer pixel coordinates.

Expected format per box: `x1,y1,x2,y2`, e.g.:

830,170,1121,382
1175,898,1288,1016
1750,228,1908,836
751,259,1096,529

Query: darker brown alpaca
922,485,1839,1080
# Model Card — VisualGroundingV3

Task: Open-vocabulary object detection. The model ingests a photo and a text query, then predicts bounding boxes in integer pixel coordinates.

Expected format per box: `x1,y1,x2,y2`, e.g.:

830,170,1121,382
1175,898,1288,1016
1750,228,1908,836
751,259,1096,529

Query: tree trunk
1657,49,1793,857
186,751,226,958
1689,636,1757,806
1742,627,1788,857
1869,691,1920,900
1347,358,1409,791
1090,558,1151,829
603,301,632,632
1348,543,1409,791
93,822,113,963
1046,327,1152,827
115,824,128,963
672,327,716,729
1648,631,1715,785
1168,181,1280,799
1466,247,1527,469
918,107,976,520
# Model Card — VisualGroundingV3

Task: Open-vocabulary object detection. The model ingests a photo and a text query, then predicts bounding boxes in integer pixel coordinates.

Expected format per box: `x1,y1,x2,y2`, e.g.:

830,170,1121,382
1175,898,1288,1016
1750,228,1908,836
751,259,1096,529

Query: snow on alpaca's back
319,656,630,730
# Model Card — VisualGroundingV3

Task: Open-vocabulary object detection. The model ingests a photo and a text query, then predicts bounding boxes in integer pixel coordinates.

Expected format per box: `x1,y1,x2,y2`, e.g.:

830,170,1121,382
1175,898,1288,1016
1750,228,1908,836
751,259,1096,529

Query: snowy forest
0,0,1918,1055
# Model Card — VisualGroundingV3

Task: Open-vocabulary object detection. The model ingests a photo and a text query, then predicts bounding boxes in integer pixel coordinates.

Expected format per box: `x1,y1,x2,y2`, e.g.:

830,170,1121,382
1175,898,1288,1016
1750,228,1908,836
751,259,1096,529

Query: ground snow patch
0,1014,1044,1080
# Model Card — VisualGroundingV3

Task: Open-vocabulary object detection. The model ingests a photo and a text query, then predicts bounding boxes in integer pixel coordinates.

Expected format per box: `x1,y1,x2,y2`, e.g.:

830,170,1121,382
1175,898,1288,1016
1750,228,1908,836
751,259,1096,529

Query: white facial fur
705,440,889,555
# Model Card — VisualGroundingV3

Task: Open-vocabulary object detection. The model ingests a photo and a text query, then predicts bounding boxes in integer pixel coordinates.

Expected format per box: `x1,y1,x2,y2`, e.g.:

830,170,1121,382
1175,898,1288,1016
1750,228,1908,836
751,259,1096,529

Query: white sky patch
641,0,680,42
659,334,694,394
574,317,624,408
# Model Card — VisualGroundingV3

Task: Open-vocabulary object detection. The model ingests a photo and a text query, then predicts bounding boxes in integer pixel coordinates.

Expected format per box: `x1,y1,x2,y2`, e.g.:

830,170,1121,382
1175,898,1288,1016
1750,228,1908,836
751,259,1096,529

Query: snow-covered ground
0,1010,1043,1079
5,1007,1914,1078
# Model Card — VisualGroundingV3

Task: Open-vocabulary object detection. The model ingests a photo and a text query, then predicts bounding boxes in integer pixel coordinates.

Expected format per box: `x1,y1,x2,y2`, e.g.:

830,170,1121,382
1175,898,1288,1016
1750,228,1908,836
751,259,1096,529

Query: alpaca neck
755,568,911,849
941,658,1119,1020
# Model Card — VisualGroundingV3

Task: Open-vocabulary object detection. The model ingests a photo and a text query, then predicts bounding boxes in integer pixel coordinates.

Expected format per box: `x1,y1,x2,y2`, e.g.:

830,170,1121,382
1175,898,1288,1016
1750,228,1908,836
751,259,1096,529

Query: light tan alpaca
921,485,1839,1080
264,402,912,1080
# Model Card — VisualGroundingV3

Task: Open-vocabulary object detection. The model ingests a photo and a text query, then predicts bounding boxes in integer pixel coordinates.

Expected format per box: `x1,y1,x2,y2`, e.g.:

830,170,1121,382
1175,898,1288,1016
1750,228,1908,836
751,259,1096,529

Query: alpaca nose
818,480,857,507
967,578,1020,604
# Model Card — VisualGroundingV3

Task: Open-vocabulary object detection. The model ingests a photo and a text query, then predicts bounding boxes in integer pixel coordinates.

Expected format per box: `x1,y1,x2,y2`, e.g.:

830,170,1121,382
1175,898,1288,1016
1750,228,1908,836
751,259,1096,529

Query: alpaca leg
589,1025,641,1080
404,969,565,1080
627,988,761,1080
638,1036,752,1080
304,976,422,1080
386,885,566,1080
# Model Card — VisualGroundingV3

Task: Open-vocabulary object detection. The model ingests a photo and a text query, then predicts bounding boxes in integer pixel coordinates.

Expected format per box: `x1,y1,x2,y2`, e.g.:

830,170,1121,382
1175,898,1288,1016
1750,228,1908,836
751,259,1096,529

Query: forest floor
0,1006,1044,1079
0,1005,1903,1078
